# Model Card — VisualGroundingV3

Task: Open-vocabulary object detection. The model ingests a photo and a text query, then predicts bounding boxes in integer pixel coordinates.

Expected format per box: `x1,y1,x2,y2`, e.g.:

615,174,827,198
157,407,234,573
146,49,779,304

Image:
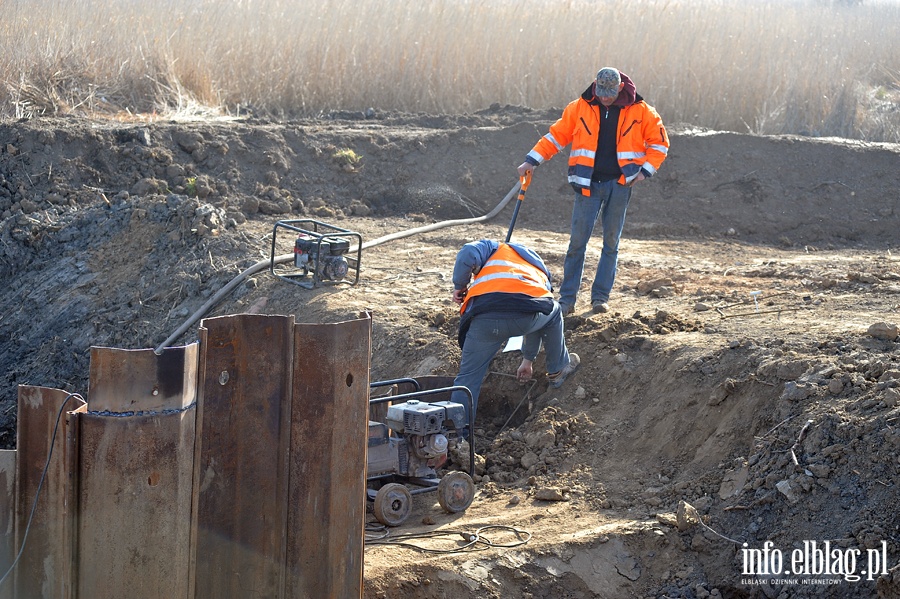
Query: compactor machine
367,379,476,526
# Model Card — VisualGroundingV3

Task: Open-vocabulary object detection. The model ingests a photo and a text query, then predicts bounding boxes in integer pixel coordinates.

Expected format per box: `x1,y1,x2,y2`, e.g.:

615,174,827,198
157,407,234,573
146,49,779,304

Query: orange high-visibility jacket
527,94,669,195
459,243,552,314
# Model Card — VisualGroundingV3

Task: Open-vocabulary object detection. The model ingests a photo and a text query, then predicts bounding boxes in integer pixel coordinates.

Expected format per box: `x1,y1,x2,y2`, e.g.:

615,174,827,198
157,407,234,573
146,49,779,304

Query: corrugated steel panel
193,314,294,599
0,449,16,599
88,345,198,412
4,313,371,599
13,386,86,599
75,345,197,599
286,314,371,599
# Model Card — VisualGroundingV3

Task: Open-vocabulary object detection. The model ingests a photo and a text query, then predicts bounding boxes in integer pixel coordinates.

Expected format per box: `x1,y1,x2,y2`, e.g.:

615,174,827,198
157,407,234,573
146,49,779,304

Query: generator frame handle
369,378,421,392
270,219,362,288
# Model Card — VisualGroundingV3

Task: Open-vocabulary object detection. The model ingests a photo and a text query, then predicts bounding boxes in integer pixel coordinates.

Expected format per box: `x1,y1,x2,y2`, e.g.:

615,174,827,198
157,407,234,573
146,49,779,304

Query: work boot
559,303,575,316
548,353,581,388
592,301,610,314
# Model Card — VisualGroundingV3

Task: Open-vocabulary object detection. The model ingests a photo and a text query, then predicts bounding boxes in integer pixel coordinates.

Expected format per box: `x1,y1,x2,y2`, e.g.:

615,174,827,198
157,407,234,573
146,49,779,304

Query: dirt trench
345,229,900,599
363,285,900,598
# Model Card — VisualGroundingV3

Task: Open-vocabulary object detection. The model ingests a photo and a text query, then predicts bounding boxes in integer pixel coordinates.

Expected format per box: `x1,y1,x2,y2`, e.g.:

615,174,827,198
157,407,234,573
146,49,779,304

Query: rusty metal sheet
88,344,199,412
0,449,15,599
13,386,86,599
286,314,371,599
193,314,294,599
75,346,197,599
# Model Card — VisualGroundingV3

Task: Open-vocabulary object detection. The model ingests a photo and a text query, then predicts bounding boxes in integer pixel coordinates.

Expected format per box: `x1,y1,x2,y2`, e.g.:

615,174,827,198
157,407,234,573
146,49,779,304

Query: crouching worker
450,239,581,425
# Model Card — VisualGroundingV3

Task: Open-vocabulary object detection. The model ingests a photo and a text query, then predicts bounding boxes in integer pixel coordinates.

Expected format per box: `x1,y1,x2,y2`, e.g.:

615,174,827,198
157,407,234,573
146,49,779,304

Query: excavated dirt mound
1,109,900,598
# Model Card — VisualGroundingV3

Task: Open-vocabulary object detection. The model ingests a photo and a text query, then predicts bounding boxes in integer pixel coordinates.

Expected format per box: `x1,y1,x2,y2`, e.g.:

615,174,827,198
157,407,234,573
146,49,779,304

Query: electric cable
0,393,83,587
155,180,522,353
498,379,538,436
365,523,532,554
364,521,391,541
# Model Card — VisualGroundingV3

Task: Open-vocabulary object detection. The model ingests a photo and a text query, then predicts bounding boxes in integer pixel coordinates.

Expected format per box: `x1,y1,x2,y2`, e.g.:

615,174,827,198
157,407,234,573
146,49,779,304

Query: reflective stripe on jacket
459,243,552,314
527,91,669,193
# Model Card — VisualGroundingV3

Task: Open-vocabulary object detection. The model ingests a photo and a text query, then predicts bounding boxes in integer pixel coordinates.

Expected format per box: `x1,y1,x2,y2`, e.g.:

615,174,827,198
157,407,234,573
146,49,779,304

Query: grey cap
595,67,621,98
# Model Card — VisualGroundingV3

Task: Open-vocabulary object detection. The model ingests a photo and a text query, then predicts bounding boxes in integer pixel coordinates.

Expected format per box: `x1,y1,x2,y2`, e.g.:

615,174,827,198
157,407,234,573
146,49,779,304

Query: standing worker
517,67,669,315
450,239,580,425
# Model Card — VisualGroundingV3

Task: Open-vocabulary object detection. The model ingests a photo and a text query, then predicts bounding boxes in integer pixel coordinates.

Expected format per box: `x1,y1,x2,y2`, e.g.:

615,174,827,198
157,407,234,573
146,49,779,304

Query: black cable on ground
0,393,83,587
365,524,532,554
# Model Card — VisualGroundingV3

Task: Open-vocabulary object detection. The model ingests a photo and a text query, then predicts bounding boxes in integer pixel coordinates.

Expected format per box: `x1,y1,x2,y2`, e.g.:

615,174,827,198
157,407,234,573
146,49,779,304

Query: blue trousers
451,303,569,425
558,180,632,308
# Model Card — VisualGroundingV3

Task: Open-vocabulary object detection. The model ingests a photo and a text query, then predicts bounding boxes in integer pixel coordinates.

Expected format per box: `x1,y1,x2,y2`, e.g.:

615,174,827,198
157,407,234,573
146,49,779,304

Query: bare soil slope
1,110,899,598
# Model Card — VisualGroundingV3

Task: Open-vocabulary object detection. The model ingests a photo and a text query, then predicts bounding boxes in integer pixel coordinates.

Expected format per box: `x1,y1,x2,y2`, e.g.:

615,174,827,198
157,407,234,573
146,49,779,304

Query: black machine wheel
373,483,413,527
437,471,475,514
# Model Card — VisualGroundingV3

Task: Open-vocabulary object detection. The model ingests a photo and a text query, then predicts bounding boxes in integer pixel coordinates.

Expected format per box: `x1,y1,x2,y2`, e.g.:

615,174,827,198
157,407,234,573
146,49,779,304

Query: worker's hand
626,171,646,187
517,162,535,178
452,289,467,305
516,359,534,383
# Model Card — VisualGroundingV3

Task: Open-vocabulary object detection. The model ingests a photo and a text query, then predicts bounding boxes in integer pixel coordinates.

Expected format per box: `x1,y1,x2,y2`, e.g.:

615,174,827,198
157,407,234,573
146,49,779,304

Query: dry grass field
2,0,899,140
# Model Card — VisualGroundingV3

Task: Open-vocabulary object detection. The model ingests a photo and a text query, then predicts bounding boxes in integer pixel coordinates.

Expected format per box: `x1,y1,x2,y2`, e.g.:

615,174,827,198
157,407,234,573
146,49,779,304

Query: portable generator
270,219,361,288
366,379,476,527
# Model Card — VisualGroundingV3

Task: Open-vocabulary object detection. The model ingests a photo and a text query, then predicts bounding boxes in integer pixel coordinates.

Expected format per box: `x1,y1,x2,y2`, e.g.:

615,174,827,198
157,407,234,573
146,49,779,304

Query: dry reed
1,0,898,141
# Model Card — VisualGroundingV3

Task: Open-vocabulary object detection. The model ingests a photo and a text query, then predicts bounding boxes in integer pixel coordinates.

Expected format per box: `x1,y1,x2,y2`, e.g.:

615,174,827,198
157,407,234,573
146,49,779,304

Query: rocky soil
1,109,899,598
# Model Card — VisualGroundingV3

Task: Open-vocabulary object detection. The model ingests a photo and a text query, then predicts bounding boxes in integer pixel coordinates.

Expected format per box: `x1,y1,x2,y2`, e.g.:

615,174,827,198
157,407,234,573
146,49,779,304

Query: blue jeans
558,180,632,308
452,303,569,425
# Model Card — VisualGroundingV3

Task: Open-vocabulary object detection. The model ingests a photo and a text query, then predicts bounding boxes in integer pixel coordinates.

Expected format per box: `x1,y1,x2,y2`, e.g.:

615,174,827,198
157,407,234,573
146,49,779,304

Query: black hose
154,181,522,353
